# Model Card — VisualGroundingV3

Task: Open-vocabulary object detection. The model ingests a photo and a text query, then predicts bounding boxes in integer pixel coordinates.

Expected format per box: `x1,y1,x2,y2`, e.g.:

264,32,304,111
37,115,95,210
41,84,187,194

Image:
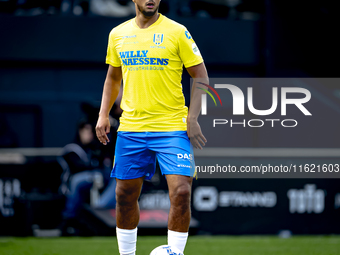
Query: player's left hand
95,115,111,145
187,118,207,149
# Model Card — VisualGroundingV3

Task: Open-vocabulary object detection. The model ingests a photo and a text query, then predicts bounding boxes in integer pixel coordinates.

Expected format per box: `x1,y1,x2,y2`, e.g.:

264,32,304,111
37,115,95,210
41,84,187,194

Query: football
150,245,184,255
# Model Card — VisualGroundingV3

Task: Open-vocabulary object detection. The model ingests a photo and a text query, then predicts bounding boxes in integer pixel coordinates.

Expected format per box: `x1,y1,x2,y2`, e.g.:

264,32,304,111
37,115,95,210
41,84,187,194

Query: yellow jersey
106,14,204,132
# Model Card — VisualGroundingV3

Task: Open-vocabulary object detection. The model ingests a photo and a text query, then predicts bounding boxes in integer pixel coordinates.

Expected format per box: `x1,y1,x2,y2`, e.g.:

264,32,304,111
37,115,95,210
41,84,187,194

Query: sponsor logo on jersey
121,41,139,45
119,50,169,66
122,35,137,39
150,45,166,49
177,153,193,160
185,31,192,39
153,33,164,46
177,164,192,168
192,42,201,56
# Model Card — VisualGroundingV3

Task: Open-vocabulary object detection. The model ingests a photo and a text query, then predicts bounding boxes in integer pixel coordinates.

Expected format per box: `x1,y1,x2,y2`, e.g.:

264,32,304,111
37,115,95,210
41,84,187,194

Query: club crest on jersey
153,33,164,46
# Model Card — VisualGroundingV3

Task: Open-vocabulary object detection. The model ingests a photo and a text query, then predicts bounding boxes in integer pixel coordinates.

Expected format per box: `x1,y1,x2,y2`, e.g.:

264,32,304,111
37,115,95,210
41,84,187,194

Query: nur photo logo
197,81,312,128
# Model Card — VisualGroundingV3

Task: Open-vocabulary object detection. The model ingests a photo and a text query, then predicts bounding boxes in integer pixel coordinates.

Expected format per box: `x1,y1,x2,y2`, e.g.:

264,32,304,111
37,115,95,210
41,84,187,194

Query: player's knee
115,185,139,206
170,184,191,205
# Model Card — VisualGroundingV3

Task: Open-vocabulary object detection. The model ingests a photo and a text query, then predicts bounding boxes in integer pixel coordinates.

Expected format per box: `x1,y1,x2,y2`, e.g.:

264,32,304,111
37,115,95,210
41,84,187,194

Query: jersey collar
132,13,164,30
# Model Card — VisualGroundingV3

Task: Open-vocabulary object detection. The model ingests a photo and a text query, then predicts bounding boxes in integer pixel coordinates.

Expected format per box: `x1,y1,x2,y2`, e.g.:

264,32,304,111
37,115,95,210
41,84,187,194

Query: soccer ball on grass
150,245,184,255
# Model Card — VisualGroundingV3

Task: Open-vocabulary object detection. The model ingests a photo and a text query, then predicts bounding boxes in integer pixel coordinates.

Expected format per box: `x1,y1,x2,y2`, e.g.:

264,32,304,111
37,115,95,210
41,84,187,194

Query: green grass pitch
0,236,339,255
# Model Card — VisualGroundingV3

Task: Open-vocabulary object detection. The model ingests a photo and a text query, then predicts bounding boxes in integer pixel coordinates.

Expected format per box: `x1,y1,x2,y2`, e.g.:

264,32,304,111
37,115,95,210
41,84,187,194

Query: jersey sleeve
105,30,121,67
178,27,204,68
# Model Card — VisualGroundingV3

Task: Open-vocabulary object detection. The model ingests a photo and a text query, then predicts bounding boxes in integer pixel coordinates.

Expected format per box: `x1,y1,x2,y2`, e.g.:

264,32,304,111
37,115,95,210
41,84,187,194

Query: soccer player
95,0,208,254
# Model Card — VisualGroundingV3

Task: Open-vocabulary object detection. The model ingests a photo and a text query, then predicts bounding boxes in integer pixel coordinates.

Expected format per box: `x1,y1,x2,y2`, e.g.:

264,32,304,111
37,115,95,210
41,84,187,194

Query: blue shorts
111,131,195,180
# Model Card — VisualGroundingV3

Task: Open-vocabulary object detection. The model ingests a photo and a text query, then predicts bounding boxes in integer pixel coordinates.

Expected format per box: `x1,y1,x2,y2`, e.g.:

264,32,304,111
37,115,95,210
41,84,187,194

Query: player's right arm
96,65,122,145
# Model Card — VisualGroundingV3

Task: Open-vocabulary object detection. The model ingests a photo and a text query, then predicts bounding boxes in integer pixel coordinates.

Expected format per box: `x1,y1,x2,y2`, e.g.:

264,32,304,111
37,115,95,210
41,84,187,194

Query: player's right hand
95,115,111,145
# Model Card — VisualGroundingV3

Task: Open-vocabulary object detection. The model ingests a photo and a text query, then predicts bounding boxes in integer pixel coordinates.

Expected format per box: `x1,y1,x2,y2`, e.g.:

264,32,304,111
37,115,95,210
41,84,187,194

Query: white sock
167,229,188,253
116,227,137,255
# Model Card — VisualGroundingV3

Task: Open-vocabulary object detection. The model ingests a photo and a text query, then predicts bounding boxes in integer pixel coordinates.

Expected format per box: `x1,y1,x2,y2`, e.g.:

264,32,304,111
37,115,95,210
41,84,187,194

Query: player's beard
137,2,159,17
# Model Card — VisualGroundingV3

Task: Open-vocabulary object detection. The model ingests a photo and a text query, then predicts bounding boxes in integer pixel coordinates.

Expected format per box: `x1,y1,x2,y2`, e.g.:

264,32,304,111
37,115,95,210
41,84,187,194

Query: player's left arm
186,62,209,149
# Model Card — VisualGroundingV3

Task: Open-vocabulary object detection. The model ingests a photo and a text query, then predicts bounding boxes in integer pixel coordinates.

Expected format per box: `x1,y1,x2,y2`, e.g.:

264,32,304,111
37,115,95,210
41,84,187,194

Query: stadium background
0,0,340,245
